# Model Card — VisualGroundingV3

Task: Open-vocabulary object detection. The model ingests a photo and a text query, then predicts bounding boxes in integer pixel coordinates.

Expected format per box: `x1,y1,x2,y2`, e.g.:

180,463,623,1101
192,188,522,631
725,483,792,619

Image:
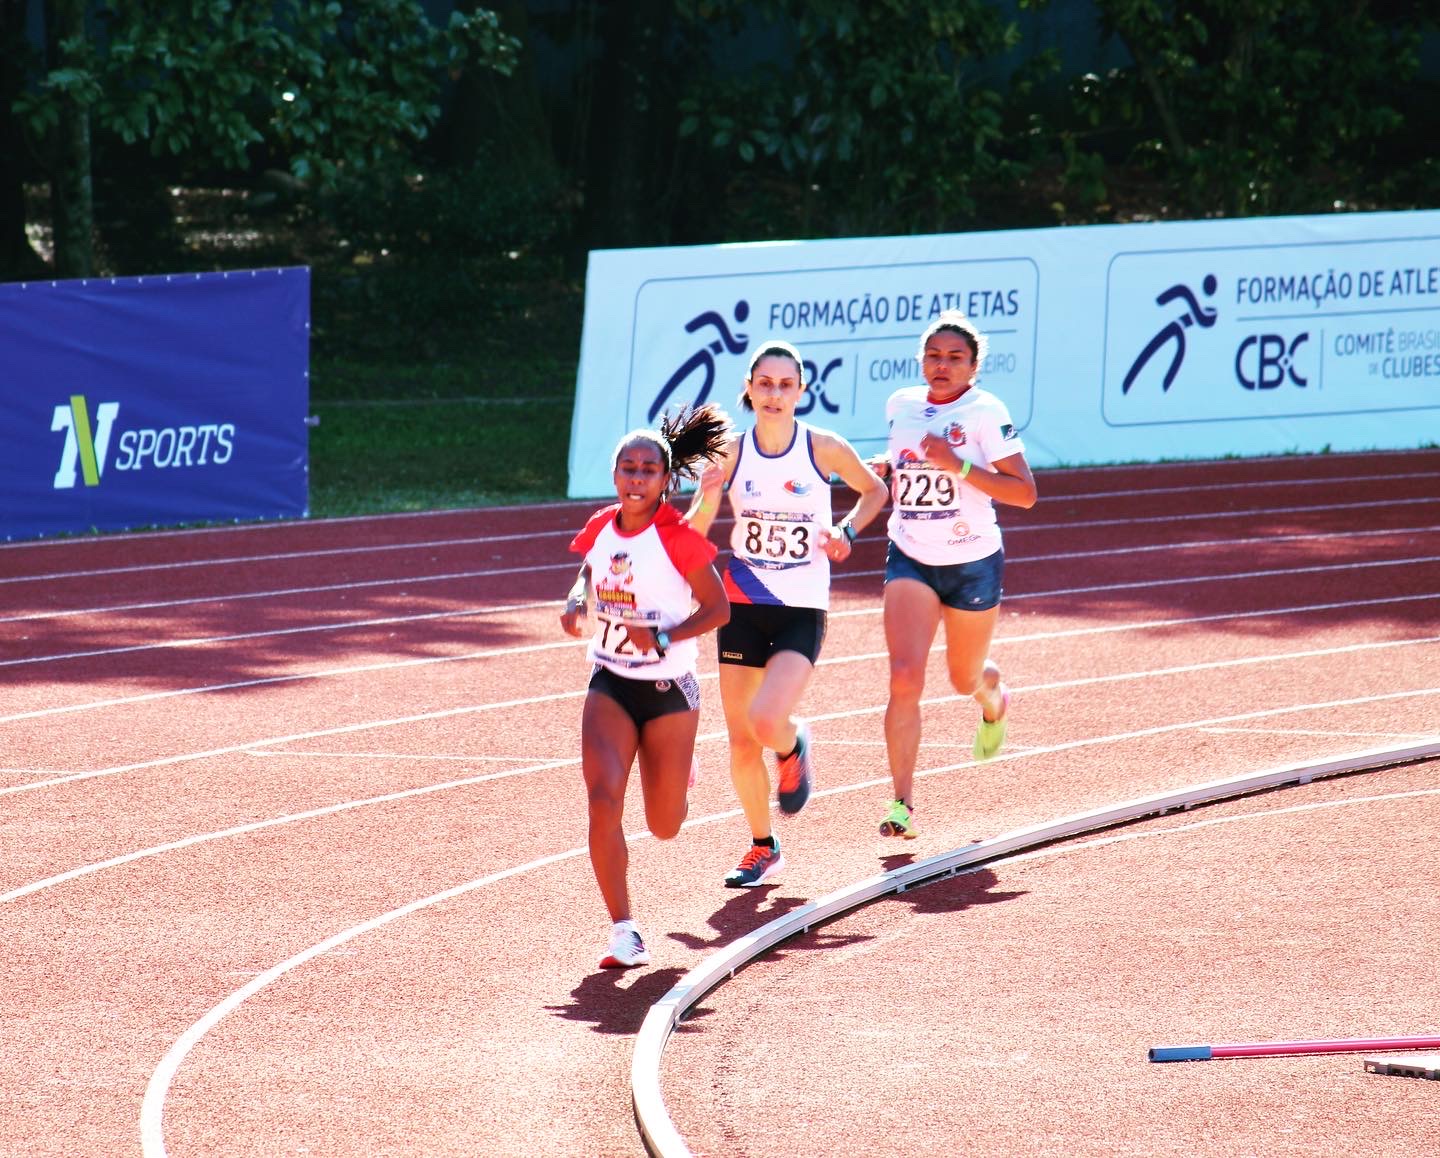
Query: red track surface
2,451,1438,1157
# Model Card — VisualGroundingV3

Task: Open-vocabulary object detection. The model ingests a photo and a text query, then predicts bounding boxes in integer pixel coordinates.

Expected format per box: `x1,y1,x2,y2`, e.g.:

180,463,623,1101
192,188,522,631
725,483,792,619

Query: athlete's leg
940,603,1003,716
747,650,815,756
718,663,772,840
883,577,942,806
581,691,641,924
636,707,701,840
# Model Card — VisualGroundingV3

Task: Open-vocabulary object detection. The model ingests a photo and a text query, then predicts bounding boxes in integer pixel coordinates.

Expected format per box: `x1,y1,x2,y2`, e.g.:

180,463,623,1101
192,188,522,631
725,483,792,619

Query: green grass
307,394,574,517
305,256,585,518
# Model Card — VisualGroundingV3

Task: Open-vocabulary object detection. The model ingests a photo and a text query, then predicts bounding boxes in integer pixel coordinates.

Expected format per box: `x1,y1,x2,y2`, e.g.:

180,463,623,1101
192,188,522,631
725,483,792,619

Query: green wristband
960,460,972,478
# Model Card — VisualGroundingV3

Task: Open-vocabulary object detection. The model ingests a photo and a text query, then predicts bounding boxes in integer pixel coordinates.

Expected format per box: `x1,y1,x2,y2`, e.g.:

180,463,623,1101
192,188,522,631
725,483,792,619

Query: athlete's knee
585,778,626,821
948,667,984,697
646,804,684,841
888,657,927,701
746,703,792,750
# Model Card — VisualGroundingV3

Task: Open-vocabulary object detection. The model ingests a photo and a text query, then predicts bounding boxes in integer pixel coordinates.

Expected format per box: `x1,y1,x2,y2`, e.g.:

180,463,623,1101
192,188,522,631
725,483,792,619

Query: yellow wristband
960,460,972,478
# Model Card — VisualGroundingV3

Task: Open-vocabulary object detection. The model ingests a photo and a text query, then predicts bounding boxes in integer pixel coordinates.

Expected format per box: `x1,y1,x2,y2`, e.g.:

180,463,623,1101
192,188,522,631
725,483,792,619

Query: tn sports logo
51,395,235,489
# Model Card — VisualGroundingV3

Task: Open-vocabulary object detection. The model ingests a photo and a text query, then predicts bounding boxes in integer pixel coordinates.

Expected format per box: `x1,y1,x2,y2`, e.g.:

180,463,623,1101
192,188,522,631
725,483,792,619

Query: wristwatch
840,521,858,543
653,629,671,656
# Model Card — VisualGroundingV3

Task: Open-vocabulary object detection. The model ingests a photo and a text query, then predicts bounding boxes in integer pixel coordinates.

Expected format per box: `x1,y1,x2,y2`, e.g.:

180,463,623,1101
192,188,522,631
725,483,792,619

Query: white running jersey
724,422,833,609
883,384,1025,565
570,503,716,680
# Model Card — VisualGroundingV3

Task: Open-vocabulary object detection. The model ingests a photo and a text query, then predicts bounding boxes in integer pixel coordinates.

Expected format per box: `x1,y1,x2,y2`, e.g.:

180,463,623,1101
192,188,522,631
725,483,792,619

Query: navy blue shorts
588,665,701,726
884,542,1004,611
717,602,827,667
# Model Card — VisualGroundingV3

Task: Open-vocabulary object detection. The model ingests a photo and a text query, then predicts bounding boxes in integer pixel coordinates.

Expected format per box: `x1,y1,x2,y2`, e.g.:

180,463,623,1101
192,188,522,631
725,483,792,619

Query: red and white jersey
570,502,717,680
724,422,833,609
883,384,1025,565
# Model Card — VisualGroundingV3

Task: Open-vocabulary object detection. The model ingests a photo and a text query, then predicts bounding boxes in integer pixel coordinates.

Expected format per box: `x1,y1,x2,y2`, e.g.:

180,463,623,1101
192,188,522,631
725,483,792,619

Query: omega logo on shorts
655,680,672,692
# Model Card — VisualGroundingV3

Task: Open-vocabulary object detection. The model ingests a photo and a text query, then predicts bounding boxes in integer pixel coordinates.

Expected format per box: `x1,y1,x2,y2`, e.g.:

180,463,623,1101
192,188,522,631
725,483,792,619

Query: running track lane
0,449,1437,1156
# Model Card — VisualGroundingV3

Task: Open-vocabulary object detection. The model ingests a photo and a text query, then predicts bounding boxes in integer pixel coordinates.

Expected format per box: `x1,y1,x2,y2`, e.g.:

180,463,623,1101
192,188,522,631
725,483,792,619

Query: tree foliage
1072,0,1434,217
20,0,517,185
6,0,518,274
673,0,1055,237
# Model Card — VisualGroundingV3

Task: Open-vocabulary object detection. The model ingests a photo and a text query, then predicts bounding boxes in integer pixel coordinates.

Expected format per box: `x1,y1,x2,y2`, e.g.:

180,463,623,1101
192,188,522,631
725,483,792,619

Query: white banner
568,211,1440,497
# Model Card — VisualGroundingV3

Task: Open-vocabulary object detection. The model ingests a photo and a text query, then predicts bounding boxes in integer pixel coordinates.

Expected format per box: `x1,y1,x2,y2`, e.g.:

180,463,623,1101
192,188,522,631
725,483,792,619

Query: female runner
874,310,1037,839
689,341,887,886
560,404,731,967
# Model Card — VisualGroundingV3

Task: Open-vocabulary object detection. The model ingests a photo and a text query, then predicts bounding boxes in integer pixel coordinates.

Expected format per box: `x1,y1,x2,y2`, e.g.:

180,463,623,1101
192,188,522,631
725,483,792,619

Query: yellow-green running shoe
973,689,1010,761
879,798,918,839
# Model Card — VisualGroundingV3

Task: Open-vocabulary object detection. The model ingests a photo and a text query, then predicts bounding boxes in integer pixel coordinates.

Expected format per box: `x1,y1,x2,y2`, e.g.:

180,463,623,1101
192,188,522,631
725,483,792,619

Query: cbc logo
1235,332,1309,390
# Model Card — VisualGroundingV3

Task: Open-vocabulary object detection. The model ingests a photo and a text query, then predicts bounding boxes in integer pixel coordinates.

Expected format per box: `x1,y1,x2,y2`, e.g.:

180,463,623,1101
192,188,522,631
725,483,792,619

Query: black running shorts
716,602,827,667
588,665,701,726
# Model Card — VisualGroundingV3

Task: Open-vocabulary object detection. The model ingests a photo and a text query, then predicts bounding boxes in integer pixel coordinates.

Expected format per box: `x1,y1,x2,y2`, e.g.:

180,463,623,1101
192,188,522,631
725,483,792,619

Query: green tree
6,0,518,278
1072,0,1437,217
673,0,1053,238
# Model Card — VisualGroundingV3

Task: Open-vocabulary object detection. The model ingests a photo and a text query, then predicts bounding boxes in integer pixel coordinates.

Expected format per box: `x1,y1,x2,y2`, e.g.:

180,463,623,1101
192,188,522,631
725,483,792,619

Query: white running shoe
598,922,650,969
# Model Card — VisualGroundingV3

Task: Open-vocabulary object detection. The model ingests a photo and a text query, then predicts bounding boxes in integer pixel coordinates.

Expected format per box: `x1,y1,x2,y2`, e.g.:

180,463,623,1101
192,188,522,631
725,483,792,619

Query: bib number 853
743,520,811,560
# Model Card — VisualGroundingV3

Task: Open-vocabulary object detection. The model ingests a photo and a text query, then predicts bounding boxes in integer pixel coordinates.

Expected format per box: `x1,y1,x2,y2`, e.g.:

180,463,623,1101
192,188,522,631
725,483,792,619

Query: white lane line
131,720,1440,1157
994,785,1440,869
0,680,591,795
136,844,592,1158
1020,522,1439,564
1197,726,1440,739
809,636,1440,730
4,492,1435,592
1007,495,1438,535
244,750,540,763
6,684,1438,905
1,574,564,625
5,518,1434,636
0,637,589,728
5,559,1437,726
0,497,601,554
834,552,1440,596
0,532,578,586
0,756,582,903
0,600,560,669
3,602,1437,787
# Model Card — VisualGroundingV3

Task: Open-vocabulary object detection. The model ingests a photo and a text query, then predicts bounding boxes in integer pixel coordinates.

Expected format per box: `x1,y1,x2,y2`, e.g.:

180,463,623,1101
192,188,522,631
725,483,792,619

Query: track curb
631,739,1440,1157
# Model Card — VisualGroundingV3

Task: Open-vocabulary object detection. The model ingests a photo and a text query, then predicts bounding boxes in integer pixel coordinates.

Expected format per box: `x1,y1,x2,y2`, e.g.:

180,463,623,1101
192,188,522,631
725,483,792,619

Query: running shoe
723,840,785,888
878,798,918,839
972,689,1010,762
598,922,650,969
775,722,814,815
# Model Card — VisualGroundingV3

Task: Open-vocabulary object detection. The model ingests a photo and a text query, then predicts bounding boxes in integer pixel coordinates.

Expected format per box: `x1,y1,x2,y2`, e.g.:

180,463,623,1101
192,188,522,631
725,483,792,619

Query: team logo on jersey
744,479,762,496
1000,423,1017,440
783,479,812,496
922,405,937,419
897,448,922,465
595,585,636,608
608,552,634,583
943,422,967,447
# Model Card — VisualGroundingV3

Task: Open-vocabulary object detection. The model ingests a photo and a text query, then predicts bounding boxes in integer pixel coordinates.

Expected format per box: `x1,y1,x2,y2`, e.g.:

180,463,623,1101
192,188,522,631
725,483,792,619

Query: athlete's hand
560,596,587,637
818,526,852,563
697,461,726,498
919,432,963,473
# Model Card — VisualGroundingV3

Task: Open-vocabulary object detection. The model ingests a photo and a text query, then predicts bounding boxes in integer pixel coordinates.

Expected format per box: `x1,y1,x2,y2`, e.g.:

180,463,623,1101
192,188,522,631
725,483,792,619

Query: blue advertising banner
0,267,310,541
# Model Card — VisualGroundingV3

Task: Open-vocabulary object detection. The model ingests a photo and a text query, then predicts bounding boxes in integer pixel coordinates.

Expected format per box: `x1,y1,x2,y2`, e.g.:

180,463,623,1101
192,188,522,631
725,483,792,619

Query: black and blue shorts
884,542,1004,612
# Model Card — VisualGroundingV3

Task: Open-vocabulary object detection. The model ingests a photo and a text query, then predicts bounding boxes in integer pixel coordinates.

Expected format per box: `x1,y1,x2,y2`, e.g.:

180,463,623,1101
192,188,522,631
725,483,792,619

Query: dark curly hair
612,403,732,484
